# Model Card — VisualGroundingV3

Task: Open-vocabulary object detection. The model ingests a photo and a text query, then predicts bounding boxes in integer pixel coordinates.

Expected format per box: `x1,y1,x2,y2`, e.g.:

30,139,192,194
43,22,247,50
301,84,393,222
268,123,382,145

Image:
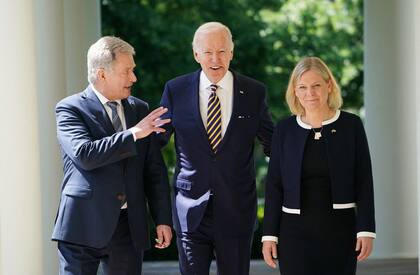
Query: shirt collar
200,70,233,91
296,110,341,129
91,84,122,106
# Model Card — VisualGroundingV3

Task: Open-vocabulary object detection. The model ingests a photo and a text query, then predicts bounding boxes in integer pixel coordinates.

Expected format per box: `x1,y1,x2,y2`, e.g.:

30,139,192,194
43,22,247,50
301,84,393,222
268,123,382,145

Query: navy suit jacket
52,86,171,252
159,70,273,237
263,111,376,237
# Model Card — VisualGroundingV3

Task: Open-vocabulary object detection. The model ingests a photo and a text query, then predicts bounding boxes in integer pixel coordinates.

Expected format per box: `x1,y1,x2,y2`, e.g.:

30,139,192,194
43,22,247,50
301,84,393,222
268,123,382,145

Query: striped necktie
106,101,123,132
207,84,222,153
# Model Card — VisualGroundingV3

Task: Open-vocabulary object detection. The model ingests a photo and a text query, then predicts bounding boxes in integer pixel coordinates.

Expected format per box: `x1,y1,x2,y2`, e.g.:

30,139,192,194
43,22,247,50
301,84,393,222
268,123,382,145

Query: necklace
312,127,323,140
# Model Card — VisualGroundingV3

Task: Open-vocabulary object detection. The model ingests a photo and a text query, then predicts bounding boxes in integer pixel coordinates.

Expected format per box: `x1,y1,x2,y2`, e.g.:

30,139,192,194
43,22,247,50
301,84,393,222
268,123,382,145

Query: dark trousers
176,197,253,275
58,209,143,275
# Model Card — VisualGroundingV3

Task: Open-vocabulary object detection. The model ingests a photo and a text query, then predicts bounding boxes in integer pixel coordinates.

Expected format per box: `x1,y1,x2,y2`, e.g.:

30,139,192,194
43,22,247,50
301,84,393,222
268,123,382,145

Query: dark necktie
106,101,126,207
207,84,222,153
106,101,123,132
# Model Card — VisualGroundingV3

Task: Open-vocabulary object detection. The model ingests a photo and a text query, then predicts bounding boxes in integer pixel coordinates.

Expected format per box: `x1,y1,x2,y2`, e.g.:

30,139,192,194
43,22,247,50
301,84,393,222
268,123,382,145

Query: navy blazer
159,70,273,236
263,111,375,237
51,86,171,251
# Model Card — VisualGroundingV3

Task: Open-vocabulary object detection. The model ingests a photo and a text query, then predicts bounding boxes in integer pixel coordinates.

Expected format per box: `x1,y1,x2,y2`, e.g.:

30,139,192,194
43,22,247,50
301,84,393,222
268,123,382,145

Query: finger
152,118,171,127
355,238,361,252
162,229,172,247
147,107,168,120
271,243,278,259
357,240,368,261
155,229,164,249
152,127,166,133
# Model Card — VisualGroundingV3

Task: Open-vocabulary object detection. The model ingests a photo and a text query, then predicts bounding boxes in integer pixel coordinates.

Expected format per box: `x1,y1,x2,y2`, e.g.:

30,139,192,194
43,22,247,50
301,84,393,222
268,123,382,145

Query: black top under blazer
263,110,375,237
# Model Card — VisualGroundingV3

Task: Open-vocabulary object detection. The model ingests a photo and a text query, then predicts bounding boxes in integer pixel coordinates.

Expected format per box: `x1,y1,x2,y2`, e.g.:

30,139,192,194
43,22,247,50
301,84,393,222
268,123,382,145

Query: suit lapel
83,87,115,135
190,71,213,153
122,98,137,128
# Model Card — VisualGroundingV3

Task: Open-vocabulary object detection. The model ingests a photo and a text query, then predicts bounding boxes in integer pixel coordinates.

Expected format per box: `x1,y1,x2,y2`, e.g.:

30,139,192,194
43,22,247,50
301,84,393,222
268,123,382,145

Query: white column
416,0,420,271
0,0,101,274
0,0,43,274
34,0,66,274
64,0,101,94
365,0,418,258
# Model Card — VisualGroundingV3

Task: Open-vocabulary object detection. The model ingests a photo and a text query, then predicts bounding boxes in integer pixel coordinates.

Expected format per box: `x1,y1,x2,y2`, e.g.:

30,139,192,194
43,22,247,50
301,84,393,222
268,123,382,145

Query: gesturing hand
131,107,171,140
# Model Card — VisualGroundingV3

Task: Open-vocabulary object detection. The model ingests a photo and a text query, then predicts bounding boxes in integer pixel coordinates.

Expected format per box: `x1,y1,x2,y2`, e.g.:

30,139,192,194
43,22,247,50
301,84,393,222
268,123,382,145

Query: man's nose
211,53,220,62
130,71,137,82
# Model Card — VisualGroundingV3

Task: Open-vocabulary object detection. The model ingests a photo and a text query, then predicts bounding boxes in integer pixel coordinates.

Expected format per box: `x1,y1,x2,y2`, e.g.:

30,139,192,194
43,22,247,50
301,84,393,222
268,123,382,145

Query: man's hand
262,241,278,268
155,225,172,249
356,237,374,261
130,107,171,140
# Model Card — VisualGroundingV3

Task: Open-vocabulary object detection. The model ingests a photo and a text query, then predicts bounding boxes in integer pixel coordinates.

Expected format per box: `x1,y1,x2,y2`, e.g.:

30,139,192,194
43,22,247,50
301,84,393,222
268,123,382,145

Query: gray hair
192,22,234,51
87,36,135,84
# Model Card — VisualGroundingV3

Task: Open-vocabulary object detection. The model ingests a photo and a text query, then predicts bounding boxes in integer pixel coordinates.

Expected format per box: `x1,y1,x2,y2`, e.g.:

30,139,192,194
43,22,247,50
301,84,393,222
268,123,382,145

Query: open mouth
210,66,222,70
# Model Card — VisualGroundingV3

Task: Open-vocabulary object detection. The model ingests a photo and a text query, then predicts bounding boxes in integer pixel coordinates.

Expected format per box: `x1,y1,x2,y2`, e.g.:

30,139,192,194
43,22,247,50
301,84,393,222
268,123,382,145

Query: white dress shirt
92,85,129,209
199,71,233,138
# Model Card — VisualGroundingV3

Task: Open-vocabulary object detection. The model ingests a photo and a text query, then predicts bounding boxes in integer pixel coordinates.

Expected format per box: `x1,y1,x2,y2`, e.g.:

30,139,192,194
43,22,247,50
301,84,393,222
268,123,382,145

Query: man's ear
193,49,200,64
97,68,106,81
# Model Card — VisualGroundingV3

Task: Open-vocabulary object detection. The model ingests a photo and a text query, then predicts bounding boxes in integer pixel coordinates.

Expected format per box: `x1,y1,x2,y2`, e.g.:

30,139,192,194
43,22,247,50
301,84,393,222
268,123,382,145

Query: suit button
116,193,126,202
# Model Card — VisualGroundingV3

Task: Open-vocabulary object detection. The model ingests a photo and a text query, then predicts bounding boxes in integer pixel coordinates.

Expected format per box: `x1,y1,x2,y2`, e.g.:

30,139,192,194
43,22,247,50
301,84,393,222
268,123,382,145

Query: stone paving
142,259,418,275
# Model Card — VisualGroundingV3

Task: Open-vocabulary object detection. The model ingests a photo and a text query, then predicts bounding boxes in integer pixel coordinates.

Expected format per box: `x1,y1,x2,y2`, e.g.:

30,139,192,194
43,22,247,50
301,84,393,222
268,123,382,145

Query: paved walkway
143,259,418,275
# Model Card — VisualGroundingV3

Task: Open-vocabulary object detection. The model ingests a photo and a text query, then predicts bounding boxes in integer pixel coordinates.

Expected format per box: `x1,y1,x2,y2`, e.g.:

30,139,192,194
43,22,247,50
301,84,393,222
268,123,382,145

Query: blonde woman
262,57,375,274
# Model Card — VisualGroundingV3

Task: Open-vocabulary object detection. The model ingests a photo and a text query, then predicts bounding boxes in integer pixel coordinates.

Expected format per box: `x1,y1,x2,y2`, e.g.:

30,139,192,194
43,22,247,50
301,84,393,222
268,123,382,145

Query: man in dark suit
52,36,172,275
159,22,273,275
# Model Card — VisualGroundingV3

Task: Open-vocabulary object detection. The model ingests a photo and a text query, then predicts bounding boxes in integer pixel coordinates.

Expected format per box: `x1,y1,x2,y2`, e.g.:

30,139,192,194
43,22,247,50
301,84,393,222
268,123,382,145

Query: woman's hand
356,237,374,261
262,241,278,268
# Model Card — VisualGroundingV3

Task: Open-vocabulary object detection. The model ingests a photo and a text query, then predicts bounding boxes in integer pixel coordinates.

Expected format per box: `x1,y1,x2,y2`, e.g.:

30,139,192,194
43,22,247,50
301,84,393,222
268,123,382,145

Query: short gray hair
87,36,135,84
192,22,234,51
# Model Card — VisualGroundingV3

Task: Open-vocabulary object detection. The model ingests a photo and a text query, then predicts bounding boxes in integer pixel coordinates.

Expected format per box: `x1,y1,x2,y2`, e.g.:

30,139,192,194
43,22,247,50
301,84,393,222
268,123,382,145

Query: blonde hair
285,57,343,115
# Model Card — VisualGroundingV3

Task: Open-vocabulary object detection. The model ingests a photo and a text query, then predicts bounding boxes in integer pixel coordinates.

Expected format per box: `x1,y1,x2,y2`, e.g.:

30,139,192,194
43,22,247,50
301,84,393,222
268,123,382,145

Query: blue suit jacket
263,111,376,237
159,70,273,237
51,86,171,251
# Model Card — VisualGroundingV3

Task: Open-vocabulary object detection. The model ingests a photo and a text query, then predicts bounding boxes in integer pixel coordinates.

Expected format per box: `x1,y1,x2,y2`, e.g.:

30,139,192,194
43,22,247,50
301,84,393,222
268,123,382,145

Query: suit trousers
58,209,143,275
176,196,253,275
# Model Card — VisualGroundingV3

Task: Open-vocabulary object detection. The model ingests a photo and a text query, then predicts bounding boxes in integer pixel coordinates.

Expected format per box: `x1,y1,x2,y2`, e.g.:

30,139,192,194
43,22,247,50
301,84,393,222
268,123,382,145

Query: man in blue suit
52,36,172,275
160,22,273,275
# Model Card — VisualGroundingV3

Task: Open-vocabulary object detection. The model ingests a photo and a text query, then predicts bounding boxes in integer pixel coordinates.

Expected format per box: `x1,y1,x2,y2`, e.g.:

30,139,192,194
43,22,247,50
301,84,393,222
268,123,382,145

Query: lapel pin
239,90,244,94
331,129,336,133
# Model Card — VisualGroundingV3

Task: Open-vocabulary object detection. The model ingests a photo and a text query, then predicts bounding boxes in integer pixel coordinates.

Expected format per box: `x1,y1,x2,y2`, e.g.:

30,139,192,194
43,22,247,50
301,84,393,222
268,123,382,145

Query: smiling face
99,52,137,100
295,70,331,113
193,28,233,84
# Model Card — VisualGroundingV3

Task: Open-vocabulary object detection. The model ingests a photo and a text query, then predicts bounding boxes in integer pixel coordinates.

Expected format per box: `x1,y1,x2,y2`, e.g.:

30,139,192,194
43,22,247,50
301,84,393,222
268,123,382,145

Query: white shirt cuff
261,236,278,243
357,231,376,239
129,128,137,141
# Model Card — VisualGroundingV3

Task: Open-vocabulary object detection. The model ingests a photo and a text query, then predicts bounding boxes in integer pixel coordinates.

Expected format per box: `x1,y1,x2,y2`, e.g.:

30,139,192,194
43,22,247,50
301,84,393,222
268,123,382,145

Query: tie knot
210,84,218,93
106,101,119,111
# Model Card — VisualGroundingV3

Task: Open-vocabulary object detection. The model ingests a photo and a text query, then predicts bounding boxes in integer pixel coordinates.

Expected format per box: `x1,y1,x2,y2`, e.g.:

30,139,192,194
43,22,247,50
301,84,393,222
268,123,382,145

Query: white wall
365,0,418,258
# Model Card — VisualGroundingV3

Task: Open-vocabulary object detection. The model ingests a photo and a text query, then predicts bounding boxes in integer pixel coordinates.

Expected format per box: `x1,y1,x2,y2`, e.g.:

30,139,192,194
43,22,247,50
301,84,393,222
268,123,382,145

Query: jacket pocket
175,179,192,190
63,185,92,199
